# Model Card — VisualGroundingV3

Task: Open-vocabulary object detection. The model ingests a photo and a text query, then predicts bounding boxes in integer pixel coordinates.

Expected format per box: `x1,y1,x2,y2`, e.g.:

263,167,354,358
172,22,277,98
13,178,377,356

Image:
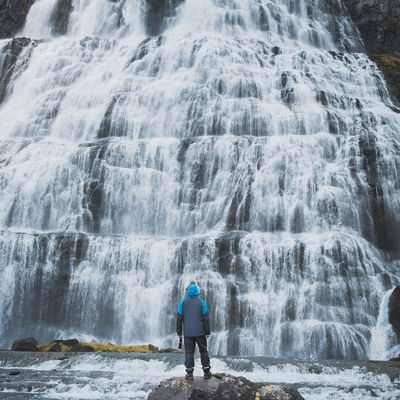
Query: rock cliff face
343,0,400,55
369,54,400,106
343,0,400,105
0,0,35,38
144,0,184,36
0,38,37,104
389,286,400,343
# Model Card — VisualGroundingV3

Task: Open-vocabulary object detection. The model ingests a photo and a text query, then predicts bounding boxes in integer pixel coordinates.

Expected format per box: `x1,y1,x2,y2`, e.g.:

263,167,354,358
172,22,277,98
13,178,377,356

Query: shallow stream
1,352,400,399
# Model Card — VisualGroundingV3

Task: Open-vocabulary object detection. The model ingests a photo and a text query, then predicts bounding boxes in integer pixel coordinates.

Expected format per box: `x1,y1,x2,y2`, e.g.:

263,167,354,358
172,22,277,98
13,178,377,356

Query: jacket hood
187,284,199,297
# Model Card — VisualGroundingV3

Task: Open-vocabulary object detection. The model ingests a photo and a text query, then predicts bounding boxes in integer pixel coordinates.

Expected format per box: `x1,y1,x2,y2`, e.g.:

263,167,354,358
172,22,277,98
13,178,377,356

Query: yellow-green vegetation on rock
38,342,70,352
37,340,182,354
80,343,182,353
80,343,152,353
370,54,400,74
369,53,400,105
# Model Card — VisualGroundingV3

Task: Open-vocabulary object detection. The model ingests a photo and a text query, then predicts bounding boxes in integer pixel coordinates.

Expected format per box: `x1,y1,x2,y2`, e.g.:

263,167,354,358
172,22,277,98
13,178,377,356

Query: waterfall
369,288,400,360
0,0,399,360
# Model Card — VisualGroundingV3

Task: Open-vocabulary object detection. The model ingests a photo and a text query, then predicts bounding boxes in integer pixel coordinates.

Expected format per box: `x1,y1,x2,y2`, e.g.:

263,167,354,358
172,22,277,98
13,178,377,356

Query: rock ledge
148,373,304,400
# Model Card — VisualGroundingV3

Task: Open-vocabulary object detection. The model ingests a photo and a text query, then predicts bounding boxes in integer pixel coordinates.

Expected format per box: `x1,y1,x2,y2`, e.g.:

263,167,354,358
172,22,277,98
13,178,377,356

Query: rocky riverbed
1,351,400,399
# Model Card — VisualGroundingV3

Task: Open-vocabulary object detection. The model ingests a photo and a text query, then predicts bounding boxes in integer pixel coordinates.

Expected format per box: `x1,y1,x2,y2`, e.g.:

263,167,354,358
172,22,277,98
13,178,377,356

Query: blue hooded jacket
176,285,210,337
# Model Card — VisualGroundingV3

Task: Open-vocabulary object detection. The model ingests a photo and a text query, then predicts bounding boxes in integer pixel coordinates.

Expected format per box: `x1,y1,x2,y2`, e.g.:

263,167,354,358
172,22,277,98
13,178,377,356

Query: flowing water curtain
0,0,399,359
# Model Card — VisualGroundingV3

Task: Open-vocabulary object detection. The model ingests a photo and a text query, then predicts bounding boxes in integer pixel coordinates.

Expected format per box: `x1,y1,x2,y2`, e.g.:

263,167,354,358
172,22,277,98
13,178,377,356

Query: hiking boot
203,370,212,379
185,373,193,380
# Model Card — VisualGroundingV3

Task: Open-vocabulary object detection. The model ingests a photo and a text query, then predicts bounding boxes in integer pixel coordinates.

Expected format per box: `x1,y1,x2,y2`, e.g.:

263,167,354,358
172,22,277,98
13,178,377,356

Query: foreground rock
11,337,39,352
148,373,304,400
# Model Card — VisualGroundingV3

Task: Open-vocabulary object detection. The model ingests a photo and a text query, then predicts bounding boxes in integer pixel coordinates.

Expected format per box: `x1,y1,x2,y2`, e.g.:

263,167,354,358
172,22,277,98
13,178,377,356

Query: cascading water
0,0,399,361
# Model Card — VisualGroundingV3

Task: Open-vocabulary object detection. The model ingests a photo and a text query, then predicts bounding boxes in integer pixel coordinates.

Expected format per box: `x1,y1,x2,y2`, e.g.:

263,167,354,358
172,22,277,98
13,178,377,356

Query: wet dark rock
11,337,39,352
343,0,400,56
83,180,105,233
226,189,252,231
0,0,35,38
50,0,73,35
259,6,270,31
144,0,184,36
159,347,179,353
126,36,163,66
148,373,305,400
0,38,36,104
148,344,161,353
344,1,400,105
389,286,400,343
9,370,21,376
272,46,281,55
54,339,79,346
98,97,118,138
358,132,399,252
69,344,95,352
49,343,63,352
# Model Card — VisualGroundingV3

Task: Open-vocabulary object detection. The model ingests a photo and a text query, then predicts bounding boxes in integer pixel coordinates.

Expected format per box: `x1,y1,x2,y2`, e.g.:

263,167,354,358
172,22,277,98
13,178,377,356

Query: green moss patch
371,54,400,75
370,53,400,105
38,341,182,354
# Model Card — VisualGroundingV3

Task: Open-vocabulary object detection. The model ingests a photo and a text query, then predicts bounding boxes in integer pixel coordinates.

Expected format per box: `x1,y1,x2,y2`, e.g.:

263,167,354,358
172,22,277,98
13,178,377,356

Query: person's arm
201,299,210,336
176,300,184,337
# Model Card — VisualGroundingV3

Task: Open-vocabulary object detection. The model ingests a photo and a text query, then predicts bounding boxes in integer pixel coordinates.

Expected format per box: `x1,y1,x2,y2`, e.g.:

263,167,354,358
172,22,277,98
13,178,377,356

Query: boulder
48,342,64,352
11,337,39,352
148,344,161,353
69,344,95,352
40,340,94,352
54,339,79,346
389,286,400,342
148,373,304,400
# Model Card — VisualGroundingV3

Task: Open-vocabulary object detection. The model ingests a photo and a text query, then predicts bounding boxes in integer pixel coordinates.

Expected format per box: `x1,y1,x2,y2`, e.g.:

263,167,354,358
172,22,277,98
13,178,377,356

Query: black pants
184,335,210,373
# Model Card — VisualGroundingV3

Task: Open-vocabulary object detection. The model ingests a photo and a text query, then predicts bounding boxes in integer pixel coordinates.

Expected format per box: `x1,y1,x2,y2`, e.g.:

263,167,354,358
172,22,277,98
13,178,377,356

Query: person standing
176,284,211,380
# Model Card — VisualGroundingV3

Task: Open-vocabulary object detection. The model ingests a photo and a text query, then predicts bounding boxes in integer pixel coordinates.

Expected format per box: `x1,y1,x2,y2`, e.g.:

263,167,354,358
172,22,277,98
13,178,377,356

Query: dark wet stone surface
343,0,400,56
50,0,73,35
389,286,400,343
0,0,35,39
144,0,184,36
11,338,39,352
344,0,400,107
148,373,305,400
0,38,37,105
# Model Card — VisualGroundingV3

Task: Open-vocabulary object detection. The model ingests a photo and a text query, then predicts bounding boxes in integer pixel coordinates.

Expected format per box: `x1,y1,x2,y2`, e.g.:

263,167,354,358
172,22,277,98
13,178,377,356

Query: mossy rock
369,53,400,106
80,343,155,353
38,341,70,352
38,341,182,354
